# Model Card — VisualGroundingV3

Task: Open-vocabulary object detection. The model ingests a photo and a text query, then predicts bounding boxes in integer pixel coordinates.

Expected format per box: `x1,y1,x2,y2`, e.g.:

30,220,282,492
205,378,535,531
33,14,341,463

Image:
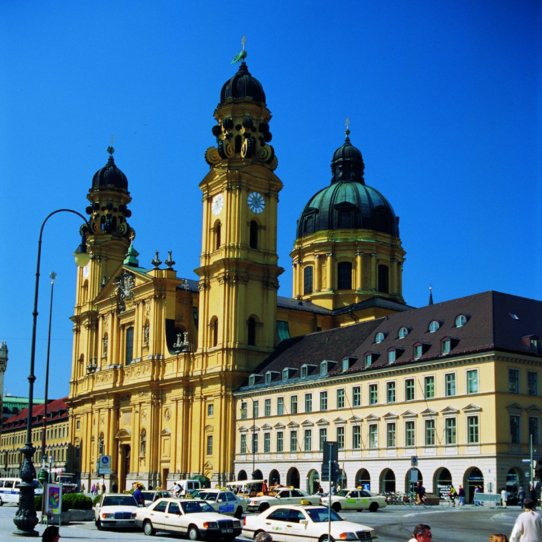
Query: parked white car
94,493,140,530
321,489,387,512
196,489,246,518
141,489,172,506
246,488,321,512
136,497,242,540
242,504,377,541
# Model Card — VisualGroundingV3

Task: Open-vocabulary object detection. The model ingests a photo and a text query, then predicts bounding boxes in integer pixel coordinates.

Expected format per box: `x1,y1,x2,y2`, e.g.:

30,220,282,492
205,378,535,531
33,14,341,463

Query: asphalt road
0,503,519,542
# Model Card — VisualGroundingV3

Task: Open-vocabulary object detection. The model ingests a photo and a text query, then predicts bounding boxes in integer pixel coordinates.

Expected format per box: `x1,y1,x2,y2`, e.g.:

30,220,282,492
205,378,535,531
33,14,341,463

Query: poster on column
45,483,63,516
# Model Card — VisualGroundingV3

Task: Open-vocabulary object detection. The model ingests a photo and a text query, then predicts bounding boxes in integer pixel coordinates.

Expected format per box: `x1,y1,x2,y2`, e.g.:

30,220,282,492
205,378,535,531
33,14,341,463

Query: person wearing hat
42,525,61,542
509,498,542,542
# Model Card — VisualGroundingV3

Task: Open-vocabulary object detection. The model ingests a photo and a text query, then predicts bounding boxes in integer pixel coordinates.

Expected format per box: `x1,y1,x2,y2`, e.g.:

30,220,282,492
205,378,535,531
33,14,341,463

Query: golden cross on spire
241,35,246,51
345,117,351,138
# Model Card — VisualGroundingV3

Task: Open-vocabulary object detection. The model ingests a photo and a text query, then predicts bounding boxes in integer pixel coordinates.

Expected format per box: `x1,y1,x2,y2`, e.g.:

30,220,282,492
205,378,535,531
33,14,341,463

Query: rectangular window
405,378,415,401
527,372,538,396
445,418,457,445
320,391,328,411
206,435,213,455
264,399,271,417
305,393,312,413
252,433,258,453
277,397,284,416
277,431,284,452
386,422,396,447
352,426,361,449
405,421,415,447
445,373,456,397
369,384,378,405
509,369,520,393
319,428,327,451
352,386,361,407
529,417,540,445
369,424,378,449
510,415,520,444
337,427,345,449
291,395,298,414
290,430,298,452
425,419,435,446
207,404,214,417
125,326,134,365
253,401,259,419
467,416,479,444
467,369,479,394
240,434,247,454
241,403,248,420
424,376,435,399
386,382,396,403
337,389,345,409
263,432,271,453
388,350,396,364
304,429,312,452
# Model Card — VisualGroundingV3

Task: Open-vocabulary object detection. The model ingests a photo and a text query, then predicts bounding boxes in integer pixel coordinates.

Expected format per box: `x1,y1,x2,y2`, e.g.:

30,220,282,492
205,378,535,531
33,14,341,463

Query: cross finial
107,145,115,156
345,117,351,139
241,35,246,51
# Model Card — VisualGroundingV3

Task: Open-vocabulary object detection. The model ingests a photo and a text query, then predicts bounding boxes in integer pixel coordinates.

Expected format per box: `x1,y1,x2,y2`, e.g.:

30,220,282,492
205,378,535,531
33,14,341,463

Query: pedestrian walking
458,484,465,506
42,525,61,542
449,485,457,506
518,486,525,508
414,481,426,505
133,483,145,506
509,498,542,542
407,523,432,542
501,487,508,508
474,485,482,506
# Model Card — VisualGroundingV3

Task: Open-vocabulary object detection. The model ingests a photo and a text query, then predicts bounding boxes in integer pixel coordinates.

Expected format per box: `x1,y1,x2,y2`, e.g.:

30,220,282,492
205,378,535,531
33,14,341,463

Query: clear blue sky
0,1,540,399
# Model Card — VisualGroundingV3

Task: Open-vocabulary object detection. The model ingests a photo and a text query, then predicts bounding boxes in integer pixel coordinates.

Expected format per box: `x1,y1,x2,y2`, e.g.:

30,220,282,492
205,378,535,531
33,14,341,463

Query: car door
259,507,292,541
216,492,234,515
166,500,187,534
148,499,168,531
283,508,314,542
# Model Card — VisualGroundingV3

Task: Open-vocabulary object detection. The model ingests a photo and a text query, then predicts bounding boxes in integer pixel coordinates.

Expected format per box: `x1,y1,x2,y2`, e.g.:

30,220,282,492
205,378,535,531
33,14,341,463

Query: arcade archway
380,468,396,493
355,469,371,491
286,467,300,488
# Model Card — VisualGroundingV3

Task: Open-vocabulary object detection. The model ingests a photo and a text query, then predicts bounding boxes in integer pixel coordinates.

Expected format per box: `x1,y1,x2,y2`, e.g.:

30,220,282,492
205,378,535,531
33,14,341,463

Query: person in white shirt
510,498,542,542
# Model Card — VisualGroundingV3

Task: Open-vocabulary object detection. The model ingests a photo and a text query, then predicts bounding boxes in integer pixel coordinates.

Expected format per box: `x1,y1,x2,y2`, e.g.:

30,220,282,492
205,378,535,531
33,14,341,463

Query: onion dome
296,132,399,238
92,146,128,191
220,62,266,105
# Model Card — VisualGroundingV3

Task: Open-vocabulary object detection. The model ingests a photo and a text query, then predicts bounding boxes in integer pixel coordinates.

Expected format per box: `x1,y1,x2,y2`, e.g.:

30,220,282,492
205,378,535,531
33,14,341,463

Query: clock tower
196,55,283,369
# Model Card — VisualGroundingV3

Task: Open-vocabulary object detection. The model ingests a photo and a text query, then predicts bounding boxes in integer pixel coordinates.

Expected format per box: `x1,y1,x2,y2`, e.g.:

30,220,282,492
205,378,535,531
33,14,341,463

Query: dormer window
282,368,290,382
388,350,396,364
248,373,264,387
341,357,356,372
264,370,279,384
414,342,430,360
320,360,336,376
455,314,468,328
441,338,452,355
301,364,309,378
428,320,440,333
398,326,409,339
375,332,386,344
364,353,378,368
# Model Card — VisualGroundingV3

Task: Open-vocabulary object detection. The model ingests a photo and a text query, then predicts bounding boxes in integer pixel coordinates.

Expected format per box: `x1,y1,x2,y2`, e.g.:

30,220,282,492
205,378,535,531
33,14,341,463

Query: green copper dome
296,133,399,238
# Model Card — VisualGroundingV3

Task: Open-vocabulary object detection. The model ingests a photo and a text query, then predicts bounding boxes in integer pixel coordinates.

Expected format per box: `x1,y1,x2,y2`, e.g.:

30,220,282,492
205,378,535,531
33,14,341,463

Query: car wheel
234,506,243,519
188,525,200,541
255,531,269,541
143,520,155,536
331,502,341,512
224,536,237,542
319,536,335,542
369,502,379,512
0,497,3,506
259,502,270,512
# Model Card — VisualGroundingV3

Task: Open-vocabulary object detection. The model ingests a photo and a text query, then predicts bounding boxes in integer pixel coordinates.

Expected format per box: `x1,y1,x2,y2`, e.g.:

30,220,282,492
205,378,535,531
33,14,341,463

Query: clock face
247,191,265,214
212,193,224,216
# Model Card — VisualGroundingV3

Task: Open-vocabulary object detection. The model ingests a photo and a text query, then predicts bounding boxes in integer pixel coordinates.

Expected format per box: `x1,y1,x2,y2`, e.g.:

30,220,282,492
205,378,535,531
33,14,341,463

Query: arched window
337,262,352,290
210,317,218,347
249,220,258,249
303,266,313,295
140,429,146,458
125,326,134,365
214,221,221,250
378,264,389,293
247,317,256,346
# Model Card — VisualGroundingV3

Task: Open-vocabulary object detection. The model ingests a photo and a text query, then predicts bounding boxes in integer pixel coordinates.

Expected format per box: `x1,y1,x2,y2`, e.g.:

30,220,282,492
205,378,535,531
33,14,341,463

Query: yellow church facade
68,58,407,491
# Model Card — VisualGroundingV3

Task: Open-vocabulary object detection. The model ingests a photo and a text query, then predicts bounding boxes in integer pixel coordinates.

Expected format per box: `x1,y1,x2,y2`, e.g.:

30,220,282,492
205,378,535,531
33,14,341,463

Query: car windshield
181,501,214,514
102,495,137,507
306,507,342,523
336,490,349,497
201,492,218,500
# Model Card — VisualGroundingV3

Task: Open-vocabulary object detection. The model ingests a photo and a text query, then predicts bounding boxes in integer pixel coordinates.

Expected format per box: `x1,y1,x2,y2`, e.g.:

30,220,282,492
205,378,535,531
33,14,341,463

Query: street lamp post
14,209,90,536
39,271,57,522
